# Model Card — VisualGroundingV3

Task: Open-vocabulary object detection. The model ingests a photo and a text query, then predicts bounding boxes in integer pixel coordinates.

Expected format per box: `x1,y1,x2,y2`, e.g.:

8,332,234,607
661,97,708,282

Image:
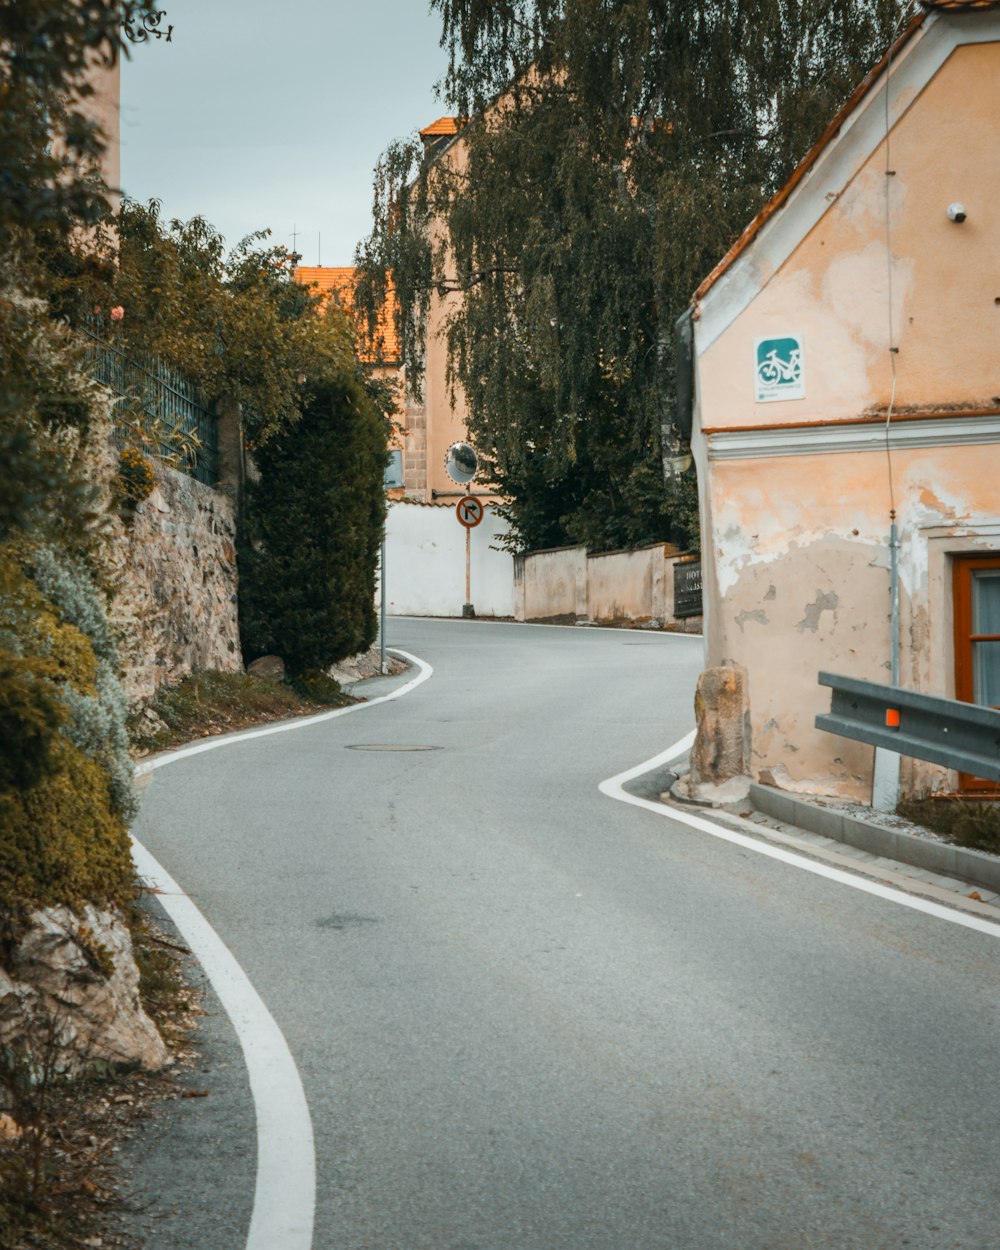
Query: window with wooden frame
952,553,1000,795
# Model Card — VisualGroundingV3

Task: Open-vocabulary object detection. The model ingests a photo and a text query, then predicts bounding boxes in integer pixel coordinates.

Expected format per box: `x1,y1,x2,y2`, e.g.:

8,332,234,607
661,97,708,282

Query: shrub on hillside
239,374,387,675
25,544,135,818
0,739,133,908
0,545,134,907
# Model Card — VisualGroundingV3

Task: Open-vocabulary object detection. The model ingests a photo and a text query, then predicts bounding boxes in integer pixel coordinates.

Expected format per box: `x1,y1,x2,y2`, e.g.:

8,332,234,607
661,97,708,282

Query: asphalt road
126,618,1000,1250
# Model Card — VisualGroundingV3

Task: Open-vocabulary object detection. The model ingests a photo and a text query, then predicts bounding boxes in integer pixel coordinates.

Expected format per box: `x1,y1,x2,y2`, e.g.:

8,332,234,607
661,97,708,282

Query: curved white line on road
134,649,434,779
131,648,433,1250
130,841,316,1250
600,732,1000,940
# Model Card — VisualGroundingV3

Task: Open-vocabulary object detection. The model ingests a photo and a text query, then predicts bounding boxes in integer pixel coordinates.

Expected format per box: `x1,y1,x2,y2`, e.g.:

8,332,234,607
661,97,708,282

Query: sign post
455,494,484,617
445,442,480,618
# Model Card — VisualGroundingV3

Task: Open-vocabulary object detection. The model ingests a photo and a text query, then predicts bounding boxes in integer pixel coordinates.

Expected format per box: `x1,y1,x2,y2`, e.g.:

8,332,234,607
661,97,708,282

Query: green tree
0,0,157,246
1,2,160,547
63,200,360,448
238,375,388,675
358,0,911,552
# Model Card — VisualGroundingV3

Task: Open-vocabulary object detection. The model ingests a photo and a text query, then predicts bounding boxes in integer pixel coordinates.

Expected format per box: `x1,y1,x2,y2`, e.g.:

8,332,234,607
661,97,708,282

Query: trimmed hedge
239,373,388,675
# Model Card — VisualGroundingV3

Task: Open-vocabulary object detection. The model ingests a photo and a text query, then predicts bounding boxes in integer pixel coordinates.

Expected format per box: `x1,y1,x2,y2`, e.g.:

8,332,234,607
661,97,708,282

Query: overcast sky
120,0,449,266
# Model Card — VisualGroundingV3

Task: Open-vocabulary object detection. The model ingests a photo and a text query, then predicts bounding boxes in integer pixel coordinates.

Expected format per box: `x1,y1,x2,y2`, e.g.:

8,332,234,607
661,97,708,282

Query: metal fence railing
82,326,219,487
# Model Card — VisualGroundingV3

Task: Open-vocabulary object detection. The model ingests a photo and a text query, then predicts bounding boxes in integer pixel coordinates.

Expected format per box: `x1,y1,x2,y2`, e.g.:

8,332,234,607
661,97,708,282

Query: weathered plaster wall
402,127,504,504
698,40,1000,429
513,543,701,631
700,443,1000,797
515,546,587,621
109,465,241,706
587,545,681,625
693,25,1000,798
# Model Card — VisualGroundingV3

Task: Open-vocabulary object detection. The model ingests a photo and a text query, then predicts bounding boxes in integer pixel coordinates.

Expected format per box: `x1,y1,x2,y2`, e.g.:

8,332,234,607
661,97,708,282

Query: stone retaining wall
109,463,242,706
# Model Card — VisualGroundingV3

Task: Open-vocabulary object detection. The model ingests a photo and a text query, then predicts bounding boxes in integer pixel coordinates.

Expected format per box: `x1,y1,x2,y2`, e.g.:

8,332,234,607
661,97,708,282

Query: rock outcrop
0,905,169,1079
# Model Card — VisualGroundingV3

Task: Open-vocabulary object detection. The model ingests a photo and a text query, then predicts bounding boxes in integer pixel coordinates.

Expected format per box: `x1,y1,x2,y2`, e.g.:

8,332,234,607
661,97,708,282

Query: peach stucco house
296,119,493,506
685,0,1000,801
293,265,410,494
395,116,505,502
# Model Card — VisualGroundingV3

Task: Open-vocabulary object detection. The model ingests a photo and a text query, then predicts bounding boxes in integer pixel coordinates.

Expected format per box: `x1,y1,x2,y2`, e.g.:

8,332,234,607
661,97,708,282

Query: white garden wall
379,500,515,618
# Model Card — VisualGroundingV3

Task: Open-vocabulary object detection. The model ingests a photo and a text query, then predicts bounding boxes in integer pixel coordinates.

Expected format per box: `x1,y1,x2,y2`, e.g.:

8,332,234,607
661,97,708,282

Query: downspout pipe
890,518,900,686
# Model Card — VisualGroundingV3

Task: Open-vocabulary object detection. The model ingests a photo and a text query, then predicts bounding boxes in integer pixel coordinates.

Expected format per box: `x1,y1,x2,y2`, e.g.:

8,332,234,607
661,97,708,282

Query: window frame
952,553,1000,794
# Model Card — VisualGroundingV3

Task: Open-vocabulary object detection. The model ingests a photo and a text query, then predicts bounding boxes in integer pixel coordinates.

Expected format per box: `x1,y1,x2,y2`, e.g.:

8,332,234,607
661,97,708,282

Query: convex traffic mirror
444,441,478,485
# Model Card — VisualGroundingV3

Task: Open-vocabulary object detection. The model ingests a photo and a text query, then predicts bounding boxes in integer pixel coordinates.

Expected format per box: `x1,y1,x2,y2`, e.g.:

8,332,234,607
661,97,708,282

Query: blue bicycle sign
754,335,805,402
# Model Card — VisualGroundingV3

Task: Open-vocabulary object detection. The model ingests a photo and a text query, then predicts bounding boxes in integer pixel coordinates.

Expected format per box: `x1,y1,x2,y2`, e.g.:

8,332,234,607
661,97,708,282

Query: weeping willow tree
357,0,911,552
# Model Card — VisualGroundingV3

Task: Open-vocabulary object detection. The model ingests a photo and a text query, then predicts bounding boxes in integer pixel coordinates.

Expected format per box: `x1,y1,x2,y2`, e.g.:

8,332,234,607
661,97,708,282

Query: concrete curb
750,783,1000,894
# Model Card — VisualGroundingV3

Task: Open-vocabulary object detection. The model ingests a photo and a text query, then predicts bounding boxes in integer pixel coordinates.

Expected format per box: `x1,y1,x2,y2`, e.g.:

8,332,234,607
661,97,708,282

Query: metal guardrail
816,671,1000,782
82,327,218,486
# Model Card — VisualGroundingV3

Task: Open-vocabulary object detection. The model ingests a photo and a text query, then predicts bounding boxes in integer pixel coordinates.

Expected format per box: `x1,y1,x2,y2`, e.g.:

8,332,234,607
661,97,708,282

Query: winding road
127,619,1000,1250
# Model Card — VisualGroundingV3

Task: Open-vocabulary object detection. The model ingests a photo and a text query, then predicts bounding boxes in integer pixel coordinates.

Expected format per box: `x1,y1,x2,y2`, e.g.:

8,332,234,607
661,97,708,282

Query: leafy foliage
898,798,1000,856
0,738,133,908
239,375,388,675
358,0,911,551
0,547,133,907
0,0,157,246
0,279,107,548
114,446,157,506
61,200,360,448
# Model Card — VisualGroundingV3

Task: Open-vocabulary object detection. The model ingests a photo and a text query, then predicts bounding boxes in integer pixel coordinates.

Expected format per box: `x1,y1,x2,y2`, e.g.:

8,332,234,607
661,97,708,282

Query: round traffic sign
456,496,484,528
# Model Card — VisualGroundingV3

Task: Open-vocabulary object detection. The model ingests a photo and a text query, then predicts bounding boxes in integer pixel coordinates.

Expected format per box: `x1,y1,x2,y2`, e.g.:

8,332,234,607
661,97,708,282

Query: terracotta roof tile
294,266,401,364
420,116,461,138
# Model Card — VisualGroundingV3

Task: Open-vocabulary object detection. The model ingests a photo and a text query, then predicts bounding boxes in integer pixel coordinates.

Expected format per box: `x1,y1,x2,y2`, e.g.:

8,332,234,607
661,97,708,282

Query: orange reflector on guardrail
885,708,901,729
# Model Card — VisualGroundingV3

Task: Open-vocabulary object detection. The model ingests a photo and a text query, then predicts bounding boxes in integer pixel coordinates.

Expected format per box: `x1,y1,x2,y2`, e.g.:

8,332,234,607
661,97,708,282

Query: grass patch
897,797,1000,856
128,669,354,754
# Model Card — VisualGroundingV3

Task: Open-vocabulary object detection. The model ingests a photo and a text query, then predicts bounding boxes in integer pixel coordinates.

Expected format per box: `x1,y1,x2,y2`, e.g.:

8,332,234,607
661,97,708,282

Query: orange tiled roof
420,116,461,138
294,266,401,364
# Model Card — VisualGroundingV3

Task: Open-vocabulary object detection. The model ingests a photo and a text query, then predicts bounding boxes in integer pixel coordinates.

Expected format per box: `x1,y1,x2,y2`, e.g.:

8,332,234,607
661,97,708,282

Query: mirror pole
463,504,475,618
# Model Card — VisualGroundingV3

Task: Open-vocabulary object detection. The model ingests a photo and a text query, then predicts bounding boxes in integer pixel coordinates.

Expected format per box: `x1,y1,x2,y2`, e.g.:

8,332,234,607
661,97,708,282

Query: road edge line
599,733,1000,940
134,649,433,777
131,647,433,1250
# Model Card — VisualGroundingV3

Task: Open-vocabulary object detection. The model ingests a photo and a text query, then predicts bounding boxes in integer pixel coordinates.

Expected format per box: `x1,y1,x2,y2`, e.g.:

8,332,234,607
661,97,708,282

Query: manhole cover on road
346,744,442,752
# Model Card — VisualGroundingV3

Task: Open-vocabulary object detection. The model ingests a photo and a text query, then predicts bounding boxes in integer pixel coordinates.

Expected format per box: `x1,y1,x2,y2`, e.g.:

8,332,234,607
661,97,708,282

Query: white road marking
134,650,433,777
131,649,433,1250
600,732,1000,940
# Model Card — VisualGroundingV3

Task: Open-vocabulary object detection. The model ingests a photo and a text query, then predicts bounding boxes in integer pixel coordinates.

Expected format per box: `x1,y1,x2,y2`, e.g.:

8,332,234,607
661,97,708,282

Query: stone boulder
247,654,285,682
0,905,169,1079
675,662,753,805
